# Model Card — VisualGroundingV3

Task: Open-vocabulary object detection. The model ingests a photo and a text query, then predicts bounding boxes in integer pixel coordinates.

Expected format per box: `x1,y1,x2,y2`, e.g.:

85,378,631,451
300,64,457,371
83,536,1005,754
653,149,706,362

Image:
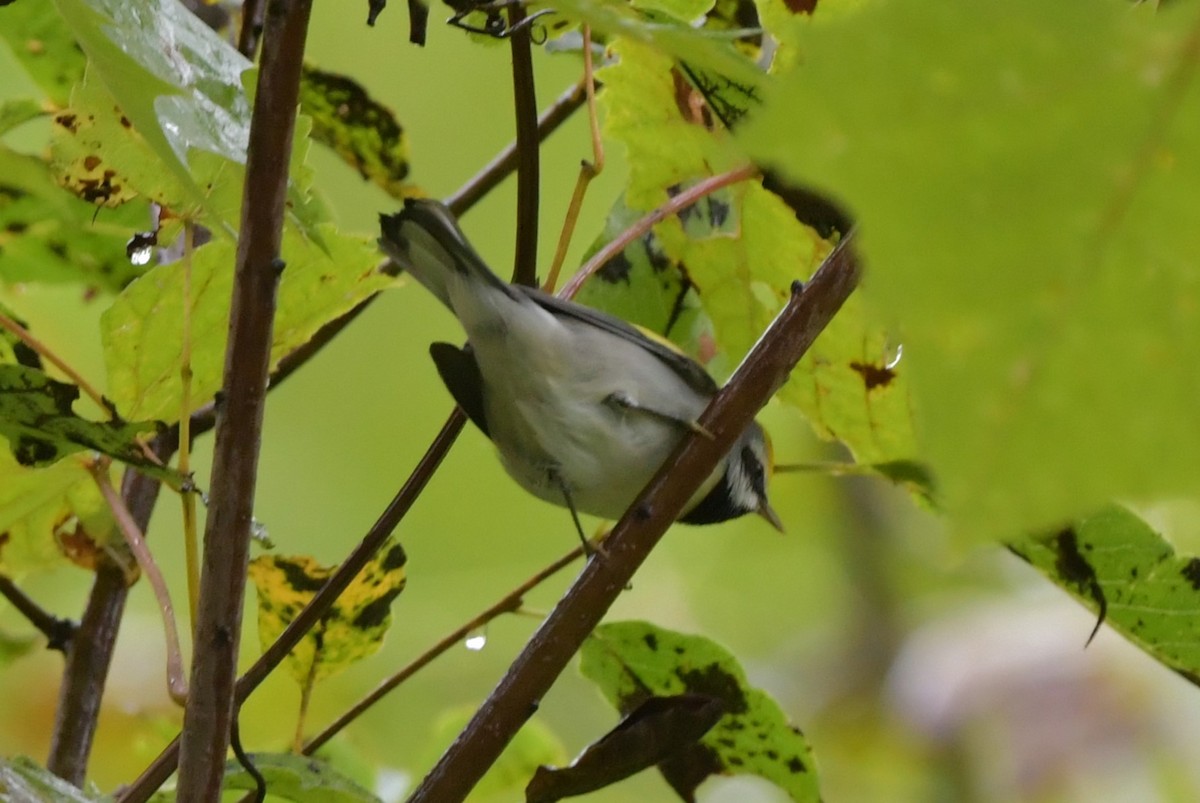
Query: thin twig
543,26,605,293
237,0,266,58
559,164,760,298
89,460,188,704
407,231,863,802
302,544,584,754
0,310,110,416
179,222,200,627
47,430,177,785
0,574,76,652
118,410,468,803
175,0,313,797
508,2,540,287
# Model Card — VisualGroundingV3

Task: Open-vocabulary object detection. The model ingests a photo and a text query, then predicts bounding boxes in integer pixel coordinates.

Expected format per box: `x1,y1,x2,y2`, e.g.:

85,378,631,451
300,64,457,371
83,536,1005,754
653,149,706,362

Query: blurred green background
4,3,1200,802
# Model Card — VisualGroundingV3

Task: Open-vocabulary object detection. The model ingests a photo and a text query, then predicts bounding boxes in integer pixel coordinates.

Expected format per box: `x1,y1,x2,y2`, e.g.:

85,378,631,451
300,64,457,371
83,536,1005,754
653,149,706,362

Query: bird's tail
379,199,515,309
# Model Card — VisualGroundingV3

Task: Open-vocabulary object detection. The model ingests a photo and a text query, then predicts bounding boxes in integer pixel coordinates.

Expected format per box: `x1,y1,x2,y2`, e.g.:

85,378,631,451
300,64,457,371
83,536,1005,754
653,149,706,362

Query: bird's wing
518,286,719,397
429,342,490,437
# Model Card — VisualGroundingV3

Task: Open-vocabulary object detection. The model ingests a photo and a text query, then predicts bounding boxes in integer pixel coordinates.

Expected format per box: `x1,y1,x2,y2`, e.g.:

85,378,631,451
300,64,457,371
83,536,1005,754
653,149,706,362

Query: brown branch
237,0,266,58
407,231,863,802
47,431,178,785
0,575,76,653
302,544,584,754
508,3,540,287
117,410,467,803
175,0,313,798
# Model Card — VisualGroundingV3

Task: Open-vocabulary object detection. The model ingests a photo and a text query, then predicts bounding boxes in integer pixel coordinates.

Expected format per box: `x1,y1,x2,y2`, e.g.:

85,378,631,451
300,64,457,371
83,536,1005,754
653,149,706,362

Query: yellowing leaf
249,540,408,687
0,450,114,574
101,225,391,422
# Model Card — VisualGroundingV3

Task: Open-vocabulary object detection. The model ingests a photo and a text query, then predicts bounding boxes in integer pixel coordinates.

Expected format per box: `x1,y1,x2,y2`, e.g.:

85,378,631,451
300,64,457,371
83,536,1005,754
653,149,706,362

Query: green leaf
0,756,111,802
0,145,151,292
249,540,407,687
0,450,110,574
546,0,767,93
741,1,1200,538
101,224,391,422
300,65,413,200
50,0,252,223
219,753,380,803
1011,506,1200,679
598,40,917,466
581,621,820,802
0,2,86,107
0,364,180,487
0,99,47,137
574,196,705,348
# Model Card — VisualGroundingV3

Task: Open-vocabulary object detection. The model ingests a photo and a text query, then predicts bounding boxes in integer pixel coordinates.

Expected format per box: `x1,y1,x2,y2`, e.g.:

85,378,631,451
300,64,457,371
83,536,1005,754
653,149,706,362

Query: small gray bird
379,199,781,546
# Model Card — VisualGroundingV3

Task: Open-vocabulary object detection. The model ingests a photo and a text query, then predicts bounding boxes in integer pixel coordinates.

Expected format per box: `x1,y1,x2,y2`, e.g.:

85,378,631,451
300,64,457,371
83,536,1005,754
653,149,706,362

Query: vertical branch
407,234,863,803
175,0,314,799
47,433,178,785
507,4,539,286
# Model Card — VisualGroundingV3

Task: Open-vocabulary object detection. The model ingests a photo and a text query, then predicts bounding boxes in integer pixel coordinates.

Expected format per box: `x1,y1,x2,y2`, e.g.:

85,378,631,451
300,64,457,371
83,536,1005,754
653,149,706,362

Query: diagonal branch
0,575,76,653
406,231,863,803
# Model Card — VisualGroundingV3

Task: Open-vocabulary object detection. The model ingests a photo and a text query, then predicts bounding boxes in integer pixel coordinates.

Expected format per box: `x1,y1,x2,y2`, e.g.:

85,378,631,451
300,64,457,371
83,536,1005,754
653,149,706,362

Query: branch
117,410,467,803
175,0,313,798
508,3,540,287
407,231,863,802
47,430,177,785
302,544,584,754
0,575,75,652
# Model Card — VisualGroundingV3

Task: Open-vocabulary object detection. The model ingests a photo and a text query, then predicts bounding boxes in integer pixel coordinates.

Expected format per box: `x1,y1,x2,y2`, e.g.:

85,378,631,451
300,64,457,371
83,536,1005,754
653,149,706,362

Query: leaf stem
0,310,110,416
559,163,760,298
89,460,189,704
179,222,200,628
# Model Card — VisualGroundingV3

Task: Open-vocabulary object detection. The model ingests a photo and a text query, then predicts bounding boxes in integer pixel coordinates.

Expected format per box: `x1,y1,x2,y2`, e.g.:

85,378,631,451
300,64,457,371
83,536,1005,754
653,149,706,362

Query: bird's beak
757,500,785,533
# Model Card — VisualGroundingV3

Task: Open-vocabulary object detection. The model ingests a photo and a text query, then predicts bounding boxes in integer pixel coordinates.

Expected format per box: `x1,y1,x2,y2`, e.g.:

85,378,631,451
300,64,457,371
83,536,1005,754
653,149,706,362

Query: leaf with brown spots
580,621,819,802
1010,506,1200,680
248,539,408,689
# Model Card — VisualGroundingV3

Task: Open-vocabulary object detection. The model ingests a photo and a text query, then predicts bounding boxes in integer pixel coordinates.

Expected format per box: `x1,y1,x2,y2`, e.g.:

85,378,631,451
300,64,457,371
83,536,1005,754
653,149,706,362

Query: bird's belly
488,389,703,522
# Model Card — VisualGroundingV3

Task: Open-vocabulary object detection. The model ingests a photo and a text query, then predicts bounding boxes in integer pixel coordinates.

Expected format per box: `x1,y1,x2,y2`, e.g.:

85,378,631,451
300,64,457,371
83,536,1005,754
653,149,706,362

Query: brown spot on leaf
83,155,102,171
1051,528,1107,646
55,113,78,132
782,0,817,13
1181,558,1200,591
850,360,896,390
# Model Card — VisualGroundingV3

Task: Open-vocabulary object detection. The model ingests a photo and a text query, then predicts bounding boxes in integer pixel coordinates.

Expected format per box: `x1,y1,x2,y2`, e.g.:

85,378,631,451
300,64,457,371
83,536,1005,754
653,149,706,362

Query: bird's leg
550,469,606,558
604,391,714,440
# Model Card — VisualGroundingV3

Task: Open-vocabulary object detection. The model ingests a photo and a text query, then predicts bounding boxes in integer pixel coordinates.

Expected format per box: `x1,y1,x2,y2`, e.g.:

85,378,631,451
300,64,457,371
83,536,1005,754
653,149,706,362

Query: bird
379,198,782,549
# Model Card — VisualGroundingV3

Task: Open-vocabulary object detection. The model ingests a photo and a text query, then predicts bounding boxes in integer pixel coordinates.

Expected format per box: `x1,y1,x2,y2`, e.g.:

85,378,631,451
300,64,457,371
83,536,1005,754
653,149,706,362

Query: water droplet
464,628,488,652
884,342,904,371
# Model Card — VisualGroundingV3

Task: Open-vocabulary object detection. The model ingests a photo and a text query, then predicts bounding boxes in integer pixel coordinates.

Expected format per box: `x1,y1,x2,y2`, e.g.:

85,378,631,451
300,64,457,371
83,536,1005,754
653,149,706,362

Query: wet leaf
0,756,109,802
